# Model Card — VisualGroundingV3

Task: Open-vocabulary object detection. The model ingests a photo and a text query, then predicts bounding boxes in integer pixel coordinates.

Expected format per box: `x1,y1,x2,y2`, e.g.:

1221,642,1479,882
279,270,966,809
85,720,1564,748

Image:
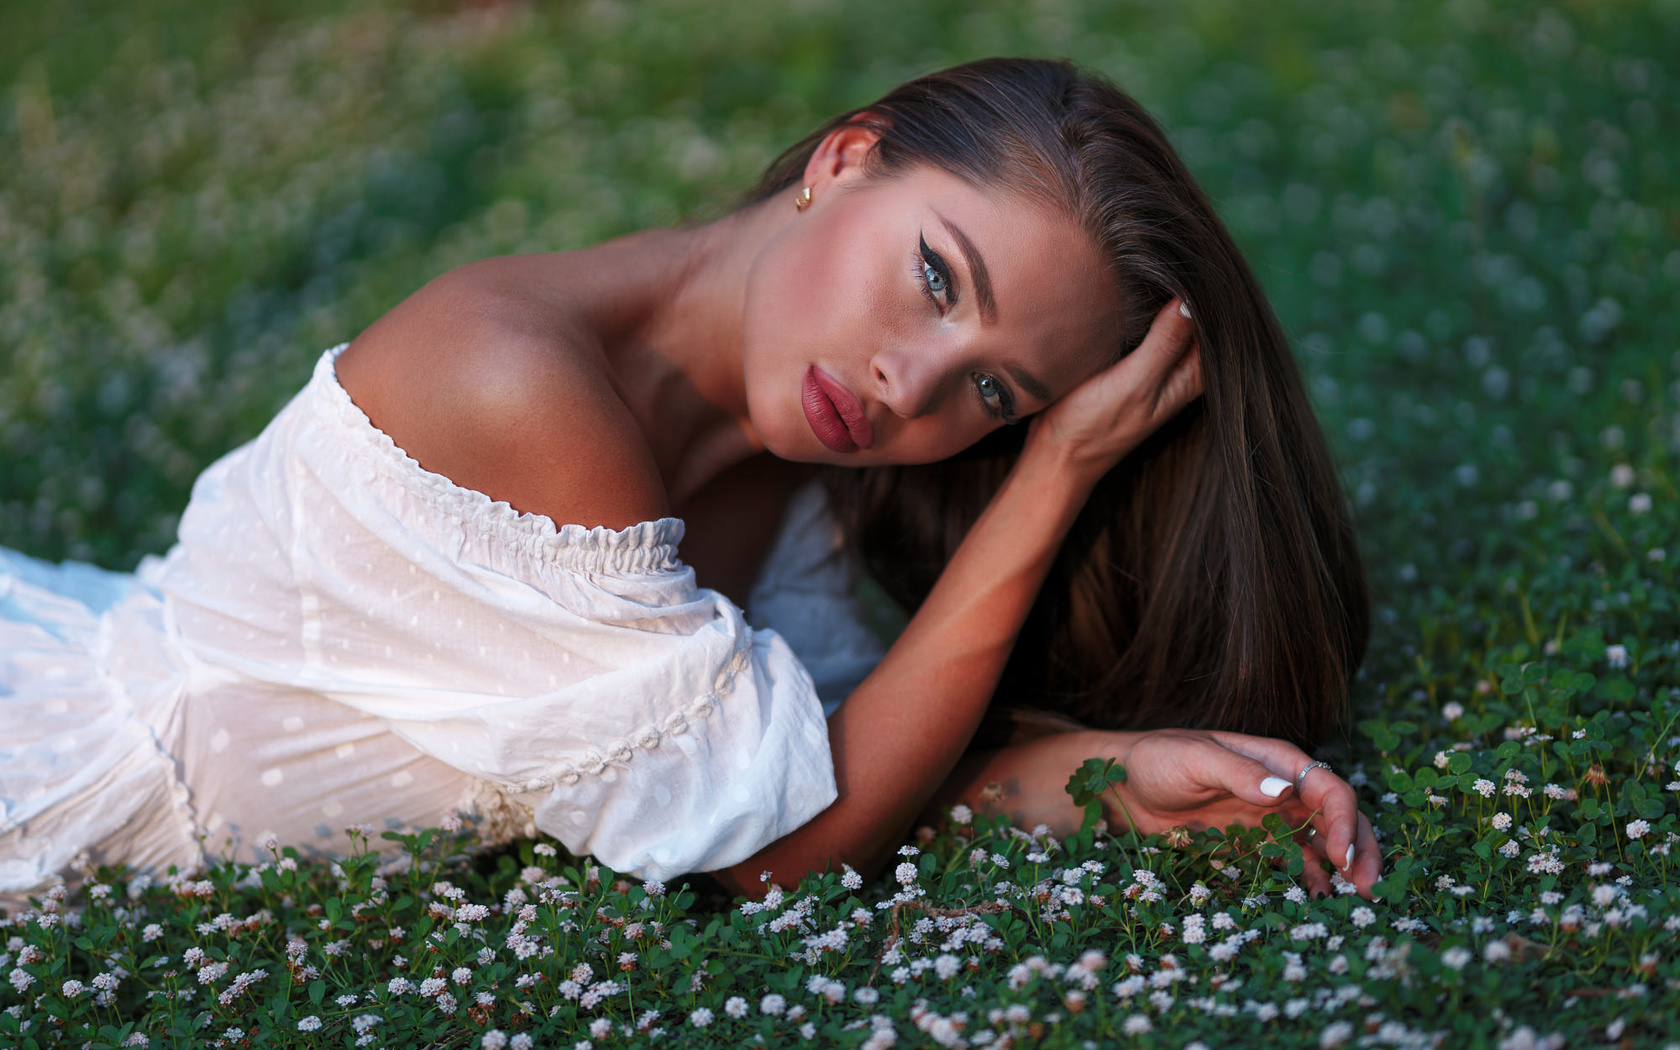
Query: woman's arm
924,728,1381,899
716,300,1203,895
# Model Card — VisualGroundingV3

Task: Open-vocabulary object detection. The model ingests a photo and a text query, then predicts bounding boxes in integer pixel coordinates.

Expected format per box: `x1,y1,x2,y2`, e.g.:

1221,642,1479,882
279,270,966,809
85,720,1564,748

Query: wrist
1018,422,1119,491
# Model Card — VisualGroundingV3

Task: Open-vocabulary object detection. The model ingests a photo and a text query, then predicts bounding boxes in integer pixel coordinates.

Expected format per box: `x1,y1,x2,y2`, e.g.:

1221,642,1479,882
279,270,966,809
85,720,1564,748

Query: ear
801,116,883,194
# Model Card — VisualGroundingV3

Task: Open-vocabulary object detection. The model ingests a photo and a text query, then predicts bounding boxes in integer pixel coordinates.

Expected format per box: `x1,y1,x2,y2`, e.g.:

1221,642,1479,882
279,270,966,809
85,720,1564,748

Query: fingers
1206,731,1361,879
1123,298,1199,389
1175,731,1297,811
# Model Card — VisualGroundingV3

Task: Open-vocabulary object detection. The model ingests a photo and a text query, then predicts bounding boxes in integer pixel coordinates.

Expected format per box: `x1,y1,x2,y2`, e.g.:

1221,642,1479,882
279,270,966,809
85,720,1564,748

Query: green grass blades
4,0,1680,1046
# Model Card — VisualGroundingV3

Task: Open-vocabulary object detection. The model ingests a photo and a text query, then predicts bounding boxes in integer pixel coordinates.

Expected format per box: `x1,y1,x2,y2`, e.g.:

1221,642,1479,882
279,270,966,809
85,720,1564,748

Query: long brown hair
752,58,1368,751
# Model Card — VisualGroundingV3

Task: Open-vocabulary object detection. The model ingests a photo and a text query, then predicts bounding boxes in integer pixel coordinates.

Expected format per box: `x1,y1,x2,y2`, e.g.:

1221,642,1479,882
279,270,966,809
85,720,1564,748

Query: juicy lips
801,365,873,453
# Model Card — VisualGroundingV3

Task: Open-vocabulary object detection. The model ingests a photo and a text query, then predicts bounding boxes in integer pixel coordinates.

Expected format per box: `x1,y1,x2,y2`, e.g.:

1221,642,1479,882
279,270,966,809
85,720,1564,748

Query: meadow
2,0,1679,1046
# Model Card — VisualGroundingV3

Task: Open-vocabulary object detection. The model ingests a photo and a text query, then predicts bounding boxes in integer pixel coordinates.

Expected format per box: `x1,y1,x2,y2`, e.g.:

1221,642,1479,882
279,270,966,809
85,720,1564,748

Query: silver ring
1294,760,1333,793
1305,826,1318,840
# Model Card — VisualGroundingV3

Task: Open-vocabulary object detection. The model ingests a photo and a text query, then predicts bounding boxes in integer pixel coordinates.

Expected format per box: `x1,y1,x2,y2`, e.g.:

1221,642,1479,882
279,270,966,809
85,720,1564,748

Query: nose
869,344,944,420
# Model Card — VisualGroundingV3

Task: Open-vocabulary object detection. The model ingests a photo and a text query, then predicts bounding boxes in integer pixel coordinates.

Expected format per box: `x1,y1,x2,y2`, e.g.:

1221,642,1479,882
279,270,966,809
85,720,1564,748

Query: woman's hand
1104,728,1381,899
1024,298,1202,477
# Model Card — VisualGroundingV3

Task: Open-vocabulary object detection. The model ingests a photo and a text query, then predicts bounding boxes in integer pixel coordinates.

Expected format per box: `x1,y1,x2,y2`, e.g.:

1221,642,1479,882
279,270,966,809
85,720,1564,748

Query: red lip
802,366,874,453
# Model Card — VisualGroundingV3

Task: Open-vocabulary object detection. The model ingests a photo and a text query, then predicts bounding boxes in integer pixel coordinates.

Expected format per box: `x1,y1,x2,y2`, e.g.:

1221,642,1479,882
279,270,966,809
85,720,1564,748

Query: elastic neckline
305,344,686,576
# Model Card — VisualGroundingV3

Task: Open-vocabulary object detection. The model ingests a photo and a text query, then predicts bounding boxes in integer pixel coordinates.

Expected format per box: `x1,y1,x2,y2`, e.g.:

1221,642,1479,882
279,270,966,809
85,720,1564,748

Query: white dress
0,345,885,897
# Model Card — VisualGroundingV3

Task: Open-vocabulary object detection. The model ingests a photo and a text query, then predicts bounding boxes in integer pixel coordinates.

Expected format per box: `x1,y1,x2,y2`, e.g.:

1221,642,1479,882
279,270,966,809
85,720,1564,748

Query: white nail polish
1177,301,1192,319
1259,777,1290,798
1344,845,1355,870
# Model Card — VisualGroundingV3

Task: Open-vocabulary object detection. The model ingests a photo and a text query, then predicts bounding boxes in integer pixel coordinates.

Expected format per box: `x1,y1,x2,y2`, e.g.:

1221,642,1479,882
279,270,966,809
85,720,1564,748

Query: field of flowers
3,0,1679,1046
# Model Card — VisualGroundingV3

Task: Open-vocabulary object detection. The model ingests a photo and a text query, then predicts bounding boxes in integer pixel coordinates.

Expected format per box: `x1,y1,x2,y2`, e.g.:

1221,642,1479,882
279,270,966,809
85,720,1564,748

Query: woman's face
741,160,1122,466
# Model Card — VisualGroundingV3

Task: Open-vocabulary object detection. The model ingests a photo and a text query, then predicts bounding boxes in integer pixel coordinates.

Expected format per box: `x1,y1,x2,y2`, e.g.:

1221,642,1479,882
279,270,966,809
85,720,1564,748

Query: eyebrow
935,213,1052,408
1005,362,1053,406
936,215,998,326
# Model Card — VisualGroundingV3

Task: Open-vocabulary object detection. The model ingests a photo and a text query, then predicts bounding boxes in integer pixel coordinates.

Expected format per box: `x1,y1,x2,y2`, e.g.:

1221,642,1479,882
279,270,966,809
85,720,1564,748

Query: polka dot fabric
1,347,839,897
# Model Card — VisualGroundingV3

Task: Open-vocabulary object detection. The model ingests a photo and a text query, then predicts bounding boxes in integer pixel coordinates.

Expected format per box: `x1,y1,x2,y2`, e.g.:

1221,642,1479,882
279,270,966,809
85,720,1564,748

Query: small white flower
1491,812,1513,831
760,993,786,1015
1610,464,1636,488
894,862,918,886
1441,947,1472,971
1442,701,1465,722
724,996,748,1018
481,1031,509,1050
1629,493,1653,515
1627,819,1650,839
1320,1020,1355,1048
689,1007,714,1028
950,804,973,825
297,1016,322,1032
1606,644,1630,669
1350,907,1376,929
841,865,863,890
1122,1013,1152,1035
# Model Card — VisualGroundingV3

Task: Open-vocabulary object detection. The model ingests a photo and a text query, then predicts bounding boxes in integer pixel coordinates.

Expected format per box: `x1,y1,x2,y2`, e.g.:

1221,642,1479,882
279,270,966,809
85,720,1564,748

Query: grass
3,0,1680,1045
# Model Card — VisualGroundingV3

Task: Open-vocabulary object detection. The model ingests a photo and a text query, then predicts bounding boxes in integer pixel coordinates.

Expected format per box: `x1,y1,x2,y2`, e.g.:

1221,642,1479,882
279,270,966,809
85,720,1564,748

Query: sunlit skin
336,120,1381,900
740,128,1120,466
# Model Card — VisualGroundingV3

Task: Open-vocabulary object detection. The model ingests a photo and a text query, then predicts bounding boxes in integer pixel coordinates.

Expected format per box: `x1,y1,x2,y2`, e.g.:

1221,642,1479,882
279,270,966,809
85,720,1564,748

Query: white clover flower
1610,463,1636,488
1500,840,1521,858
1606,644,1630,669
1470,779,1495,797
509,1035,532,1050
1491,812,1513,830
1350,907,1376,928
1442,701,1465,721
949,804,973,825
724,996,748,1018
894,862,918,886
1627,819,1650,839
1629,493,1653,515
1441,946,1472,970
689,1007,714,1028
1122,1013,1152,1035
759,993,786,1016
1284,886,1307,904
1320,1020,1355,1047
481,1032,508,1050
1484,940,1512,963
297,1016,322,1032
841,865,863,890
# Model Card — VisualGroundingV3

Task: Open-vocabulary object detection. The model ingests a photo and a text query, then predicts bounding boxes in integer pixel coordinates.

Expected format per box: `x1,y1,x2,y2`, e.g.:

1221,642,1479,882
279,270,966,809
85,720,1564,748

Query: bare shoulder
335,258,669,530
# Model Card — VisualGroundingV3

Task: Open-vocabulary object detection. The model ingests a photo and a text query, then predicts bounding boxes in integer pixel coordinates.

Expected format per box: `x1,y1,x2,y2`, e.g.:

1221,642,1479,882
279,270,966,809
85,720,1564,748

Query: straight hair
751,58,1368,751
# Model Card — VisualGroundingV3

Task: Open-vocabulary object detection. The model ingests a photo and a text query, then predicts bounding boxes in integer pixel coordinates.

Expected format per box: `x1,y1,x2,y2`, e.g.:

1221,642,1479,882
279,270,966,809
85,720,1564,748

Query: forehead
879,165,1122,387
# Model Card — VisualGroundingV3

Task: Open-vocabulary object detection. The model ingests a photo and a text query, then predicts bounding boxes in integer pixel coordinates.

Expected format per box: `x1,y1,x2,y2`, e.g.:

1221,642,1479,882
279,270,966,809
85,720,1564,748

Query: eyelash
913,236,957,310
913,235,1018,424
973,372,1018,423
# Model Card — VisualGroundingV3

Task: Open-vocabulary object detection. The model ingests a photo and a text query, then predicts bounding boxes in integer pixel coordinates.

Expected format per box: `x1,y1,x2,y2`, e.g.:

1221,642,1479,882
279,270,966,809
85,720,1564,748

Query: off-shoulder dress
0,345,885,898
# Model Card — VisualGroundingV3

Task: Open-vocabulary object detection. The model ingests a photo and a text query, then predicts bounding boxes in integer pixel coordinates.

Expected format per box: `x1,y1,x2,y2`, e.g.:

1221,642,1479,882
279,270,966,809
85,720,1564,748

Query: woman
0,58,1376,904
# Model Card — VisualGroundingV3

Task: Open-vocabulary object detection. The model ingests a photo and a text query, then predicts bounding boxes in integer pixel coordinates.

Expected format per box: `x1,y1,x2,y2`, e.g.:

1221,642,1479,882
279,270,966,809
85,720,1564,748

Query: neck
577,193,791,507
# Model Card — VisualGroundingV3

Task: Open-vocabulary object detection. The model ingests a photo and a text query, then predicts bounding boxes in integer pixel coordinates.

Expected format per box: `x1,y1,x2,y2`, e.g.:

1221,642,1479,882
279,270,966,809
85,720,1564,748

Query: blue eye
923,261,947,294
973,372,1017,422
915,235,957,309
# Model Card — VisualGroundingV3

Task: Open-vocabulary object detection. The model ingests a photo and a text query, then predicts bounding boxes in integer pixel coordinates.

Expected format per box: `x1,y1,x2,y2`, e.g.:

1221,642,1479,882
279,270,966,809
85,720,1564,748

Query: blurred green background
2,0,1677,693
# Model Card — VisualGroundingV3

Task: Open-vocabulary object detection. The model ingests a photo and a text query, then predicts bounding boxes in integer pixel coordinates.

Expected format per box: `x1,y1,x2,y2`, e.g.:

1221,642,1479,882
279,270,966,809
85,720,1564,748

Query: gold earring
795,186,813,212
